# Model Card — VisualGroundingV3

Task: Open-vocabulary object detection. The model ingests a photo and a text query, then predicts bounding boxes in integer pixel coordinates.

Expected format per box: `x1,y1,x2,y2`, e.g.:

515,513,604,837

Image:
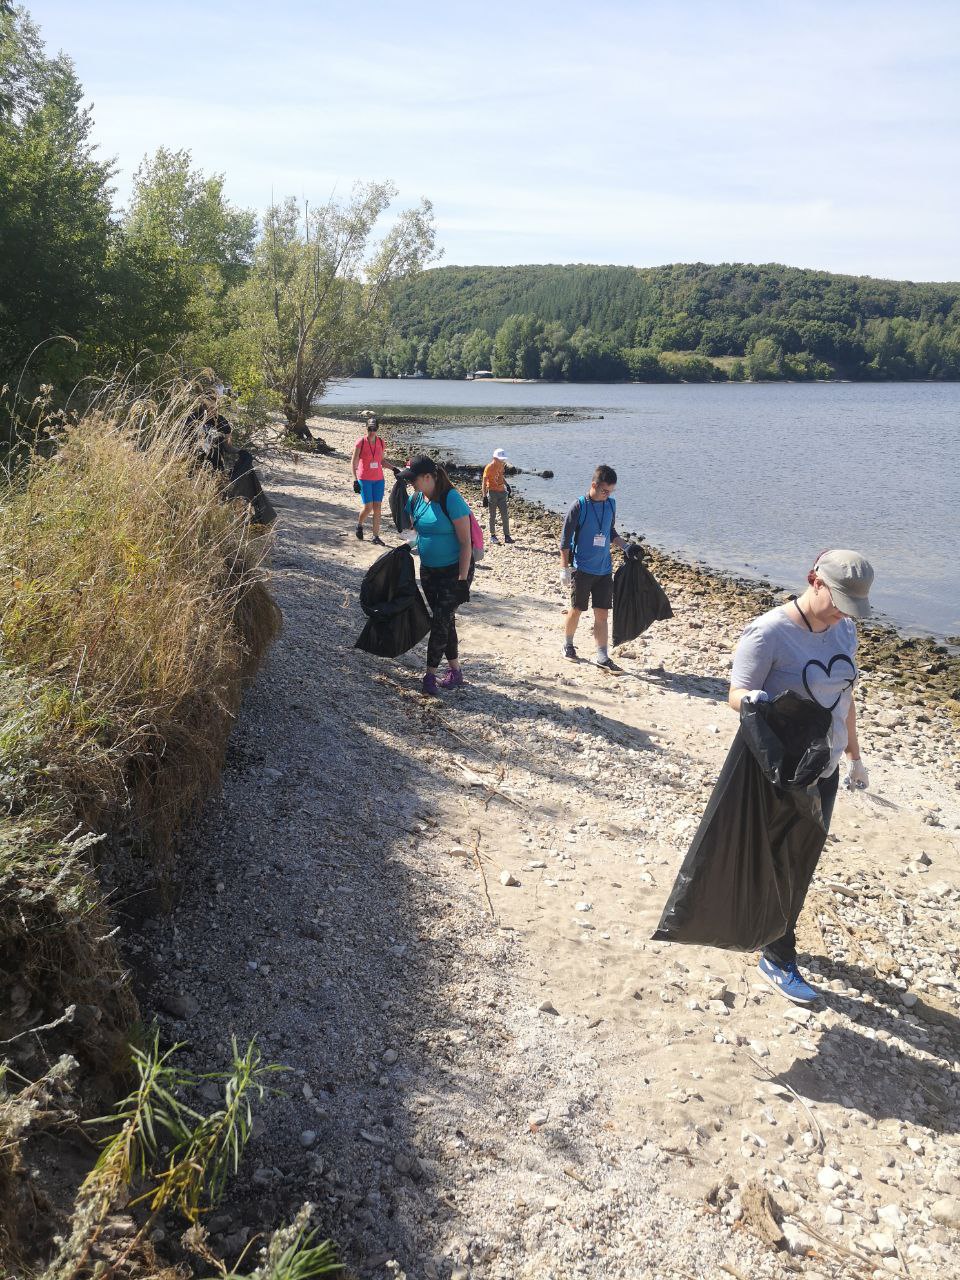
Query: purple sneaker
421,672,439,697
438,667,465,690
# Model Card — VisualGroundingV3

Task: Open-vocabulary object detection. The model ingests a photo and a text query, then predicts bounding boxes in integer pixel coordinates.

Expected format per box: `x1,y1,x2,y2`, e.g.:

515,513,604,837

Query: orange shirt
483,459,506,492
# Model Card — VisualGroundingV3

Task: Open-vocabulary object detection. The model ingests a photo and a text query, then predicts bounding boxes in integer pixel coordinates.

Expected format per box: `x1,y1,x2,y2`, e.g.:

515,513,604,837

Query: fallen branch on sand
747,1054,824,1154
472,828,497,922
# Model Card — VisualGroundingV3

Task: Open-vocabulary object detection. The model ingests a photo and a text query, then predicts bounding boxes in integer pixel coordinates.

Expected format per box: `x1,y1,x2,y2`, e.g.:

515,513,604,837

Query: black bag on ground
652,691,832,951
354,544,432,658
612,552,672,646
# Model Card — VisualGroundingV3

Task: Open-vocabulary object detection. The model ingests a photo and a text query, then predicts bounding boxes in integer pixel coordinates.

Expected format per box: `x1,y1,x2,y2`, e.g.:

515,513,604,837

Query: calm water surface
324,379,960,638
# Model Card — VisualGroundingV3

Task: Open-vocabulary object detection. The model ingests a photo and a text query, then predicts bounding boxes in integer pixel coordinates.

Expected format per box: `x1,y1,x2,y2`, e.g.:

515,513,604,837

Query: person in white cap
482,448,514,545
728,548,875,1006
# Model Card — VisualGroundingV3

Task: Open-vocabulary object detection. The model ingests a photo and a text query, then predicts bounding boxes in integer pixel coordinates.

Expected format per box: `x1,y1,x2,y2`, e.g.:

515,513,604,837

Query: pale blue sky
27,0,960,280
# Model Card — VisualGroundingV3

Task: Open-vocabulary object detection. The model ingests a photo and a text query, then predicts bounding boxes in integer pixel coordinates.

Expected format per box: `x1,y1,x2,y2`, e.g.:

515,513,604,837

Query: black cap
397,455,438,482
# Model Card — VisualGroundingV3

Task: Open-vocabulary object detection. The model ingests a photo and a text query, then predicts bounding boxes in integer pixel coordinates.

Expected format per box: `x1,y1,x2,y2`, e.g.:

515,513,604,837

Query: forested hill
362,263,960,382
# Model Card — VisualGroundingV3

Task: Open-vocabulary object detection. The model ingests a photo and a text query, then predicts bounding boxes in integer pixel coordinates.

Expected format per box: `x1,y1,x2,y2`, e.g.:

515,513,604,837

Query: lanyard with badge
588,498,609,548
361,436,381,472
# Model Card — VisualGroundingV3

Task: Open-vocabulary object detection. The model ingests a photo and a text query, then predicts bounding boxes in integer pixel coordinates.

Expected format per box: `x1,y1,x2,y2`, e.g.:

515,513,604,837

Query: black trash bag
612,553,673,646
389,476,411,534
652,691,832,952
354,544,432,658
221,449,278,524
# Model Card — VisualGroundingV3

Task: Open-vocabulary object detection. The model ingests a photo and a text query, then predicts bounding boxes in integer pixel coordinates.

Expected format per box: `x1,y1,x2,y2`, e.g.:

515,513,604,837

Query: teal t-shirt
408,489,470,567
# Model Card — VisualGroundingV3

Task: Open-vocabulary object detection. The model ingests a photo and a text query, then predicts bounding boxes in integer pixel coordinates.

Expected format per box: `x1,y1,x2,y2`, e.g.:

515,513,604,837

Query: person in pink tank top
350,416,403,545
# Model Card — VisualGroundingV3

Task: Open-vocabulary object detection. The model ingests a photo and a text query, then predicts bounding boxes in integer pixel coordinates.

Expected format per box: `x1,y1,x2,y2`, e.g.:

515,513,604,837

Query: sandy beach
137,414,960,1280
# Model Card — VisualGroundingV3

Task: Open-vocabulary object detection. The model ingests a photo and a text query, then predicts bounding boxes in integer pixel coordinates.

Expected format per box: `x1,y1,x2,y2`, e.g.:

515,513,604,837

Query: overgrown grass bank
0,393,282,1274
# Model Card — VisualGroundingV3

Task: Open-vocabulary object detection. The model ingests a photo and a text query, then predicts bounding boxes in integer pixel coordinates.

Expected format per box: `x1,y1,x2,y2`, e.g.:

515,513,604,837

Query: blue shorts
359,479,385,503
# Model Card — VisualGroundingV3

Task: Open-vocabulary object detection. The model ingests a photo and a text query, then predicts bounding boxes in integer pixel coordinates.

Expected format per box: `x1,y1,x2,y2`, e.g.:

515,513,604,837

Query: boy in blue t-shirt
560,464,633,668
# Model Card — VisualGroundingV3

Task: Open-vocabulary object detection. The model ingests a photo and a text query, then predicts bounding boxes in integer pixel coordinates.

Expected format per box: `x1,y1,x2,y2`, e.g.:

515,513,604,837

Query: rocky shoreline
381,414,960,735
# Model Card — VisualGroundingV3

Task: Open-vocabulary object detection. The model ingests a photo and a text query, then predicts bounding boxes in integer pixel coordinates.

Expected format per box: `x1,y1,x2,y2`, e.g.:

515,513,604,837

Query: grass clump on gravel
0,383,283,1276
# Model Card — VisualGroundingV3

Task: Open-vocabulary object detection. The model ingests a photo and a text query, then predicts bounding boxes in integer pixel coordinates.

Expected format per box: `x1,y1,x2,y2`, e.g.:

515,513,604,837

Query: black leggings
763,766,840,967
420,563,461,669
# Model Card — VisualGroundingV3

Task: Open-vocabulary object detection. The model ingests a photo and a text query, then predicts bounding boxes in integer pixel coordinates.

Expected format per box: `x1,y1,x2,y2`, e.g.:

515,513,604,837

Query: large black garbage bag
354,544,432,658
652,692,832,951
612,554,673,646
389,476,411,534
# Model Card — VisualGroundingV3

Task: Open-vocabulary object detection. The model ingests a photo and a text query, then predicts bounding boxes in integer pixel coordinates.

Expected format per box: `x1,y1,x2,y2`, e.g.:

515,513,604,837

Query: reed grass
0,375,283,1276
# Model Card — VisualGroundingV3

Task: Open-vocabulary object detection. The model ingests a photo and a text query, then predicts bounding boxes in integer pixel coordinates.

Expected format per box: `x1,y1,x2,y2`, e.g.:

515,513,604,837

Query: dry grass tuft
0,378,282,1275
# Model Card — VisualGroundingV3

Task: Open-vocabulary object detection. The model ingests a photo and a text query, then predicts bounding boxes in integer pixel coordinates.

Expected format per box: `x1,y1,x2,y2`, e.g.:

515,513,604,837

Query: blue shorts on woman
359,478,385,504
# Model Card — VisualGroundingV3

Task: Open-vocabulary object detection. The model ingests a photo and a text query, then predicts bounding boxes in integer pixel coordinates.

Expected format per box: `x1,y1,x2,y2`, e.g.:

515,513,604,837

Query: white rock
499,870,520,887
931,1195,960,1229
877,1204,906,1232
574,901,592,912
870,1231,896,1256
782,1220,815,1256
817,1166,843,1190
784,1006,814,1026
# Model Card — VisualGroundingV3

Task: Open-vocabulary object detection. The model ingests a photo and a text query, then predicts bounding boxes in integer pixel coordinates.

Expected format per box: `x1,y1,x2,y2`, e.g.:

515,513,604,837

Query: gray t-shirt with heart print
731,604,858,777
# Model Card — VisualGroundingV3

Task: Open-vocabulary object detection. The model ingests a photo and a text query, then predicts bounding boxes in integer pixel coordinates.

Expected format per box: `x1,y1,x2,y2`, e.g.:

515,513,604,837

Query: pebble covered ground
132,416,960,1280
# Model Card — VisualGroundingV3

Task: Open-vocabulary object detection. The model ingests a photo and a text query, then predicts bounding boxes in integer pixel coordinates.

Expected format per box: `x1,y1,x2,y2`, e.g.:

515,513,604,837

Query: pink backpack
439,490,485,561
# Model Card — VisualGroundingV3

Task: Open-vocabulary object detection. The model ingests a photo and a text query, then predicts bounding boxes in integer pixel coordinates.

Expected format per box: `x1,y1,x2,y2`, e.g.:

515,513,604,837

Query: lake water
324,379,960,638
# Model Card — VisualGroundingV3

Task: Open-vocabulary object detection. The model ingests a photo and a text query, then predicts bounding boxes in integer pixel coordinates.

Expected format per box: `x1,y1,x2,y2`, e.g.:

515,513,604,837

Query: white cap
493,448,508,460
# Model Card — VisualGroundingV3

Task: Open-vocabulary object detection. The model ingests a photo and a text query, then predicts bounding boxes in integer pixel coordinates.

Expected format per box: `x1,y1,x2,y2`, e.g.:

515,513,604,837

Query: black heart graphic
802,654,857,712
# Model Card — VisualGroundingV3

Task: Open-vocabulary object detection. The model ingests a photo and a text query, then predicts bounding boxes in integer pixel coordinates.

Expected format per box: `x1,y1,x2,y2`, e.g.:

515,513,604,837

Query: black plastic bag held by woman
389,476,411,534
612,551,673,647
652,691,832,951
354,544,432,658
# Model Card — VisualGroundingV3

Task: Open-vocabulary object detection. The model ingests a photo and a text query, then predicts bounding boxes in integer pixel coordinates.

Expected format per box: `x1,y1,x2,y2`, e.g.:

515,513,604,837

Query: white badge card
593,534,607,547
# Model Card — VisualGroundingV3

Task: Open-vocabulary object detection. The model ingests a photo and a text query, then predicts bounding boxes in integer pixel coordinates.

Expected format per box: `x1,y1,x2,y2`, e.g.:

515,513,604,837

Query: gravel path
135,418,960,1280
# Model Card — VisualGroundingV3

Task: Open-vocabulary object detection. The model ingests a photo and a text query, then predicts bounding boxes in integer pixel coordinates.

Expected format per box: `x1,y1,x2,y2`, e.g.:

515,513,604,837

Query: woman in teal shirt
400,456,474,696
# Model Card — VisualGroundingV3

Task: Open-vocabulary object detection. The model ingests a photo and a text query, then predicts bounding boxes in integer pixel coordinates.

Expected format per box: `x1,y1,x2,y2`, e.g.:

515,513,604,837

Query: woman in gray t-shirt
728,549,874,1006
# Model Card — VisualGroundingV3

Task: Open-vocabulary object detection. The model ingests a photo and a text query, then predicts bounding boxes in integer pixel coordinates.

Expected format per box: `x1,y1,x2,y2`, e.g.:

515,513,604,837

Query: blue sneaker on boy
758,955,818,1005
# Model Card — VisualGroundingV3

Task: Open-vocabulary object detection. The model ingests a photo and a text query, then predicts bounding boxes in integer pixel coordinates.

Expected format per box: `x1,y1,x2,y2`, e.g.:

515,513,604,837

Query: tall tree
0,5,114,390
238,183,436,437
106,147,256,370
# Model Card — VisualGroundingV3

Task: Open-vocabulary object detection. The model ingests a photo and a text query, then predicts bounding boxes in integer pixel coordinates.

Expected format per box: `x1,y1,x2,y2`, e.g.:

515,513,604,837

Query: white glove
742,689,770,706
845,758,869,791
561,567,572,587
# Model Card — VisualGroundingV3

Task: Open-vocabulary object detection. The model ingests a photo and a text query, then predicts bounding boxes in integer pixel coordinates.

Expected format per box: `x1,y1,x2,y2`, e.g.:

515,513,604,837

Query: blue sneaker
758,955,819,1005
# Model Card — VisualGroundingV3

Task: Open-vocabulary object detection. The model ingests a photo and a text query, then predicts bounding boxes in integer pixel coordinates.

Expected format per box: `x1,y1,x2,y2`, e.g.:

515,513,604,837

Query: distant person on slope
400,455,474,696
351,416,403,545
729,549,874,1006
482,447,514,544
194,403,277,526
560,464,634,668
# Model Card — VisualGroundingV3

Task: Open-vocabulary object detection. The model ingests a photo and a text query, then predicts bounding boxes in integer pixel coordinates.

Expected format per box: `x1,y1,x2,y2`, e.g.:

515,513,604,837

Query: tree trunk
285,404,314,440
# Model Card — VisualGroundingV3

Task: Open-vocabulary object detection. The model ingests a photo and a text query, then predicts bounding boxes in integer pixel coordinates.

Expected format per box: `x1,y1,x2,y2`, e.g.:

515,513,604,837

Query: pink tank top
355,436,384,481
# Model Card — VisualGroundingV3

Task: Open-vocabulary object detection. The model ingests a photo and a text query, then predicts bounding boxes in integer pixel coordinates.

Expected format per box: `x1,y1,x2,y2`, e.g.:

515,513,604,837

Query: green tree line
361,263,960,382
0,6,434,436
